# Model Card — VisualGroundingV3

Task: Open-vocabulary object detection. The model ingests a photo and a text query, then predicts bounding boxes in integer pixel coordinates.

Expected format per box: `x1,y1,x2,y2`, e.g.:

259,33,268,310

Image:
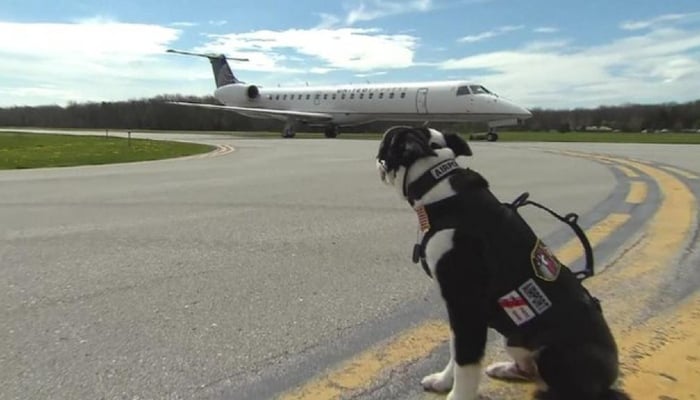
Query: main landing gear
486,128,499,142
282,120,296,138
324,125,339,138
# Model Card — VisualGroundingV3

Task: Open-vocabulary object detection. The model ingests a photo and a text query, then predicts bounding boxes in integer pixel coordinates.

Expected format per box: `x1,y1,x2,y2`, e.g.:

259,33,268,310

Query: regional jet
167,49,532,139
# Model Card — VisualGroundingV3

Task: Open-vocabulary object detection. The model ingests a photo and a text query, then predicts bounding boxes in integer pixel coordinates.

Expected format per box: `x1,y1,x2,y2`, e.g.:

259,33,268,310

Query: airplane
167,49,532,140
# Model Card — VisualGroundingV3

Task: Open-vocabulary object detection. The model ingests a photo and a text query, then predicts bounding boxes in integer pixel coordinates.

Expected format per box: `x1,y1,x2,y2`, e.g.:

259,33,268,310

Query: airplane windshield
456,86,471,96
469,85,492,95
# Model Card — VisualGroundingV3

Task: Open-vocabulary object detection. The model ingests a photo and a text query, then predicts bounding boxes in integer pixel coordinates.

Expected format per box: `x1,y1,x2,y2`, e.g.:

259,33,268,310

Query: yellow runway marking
625,181,647,204
555,213,630,265
660,165,698,180
278,321,448,400
615,165,638,178
620,293,700,399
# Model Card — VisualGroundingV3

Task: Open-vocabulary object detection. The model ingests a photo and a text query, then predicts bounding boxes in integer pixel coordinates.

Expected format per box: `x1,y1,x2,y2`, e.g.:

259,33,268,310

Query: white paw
485,361,533,381
421,371,453,393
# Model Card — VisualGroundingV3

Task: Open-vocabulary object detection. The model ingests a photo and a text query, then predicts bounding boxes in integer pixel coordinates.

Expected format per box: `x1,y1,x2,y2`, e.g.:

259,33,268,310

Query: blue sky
0,0,699,109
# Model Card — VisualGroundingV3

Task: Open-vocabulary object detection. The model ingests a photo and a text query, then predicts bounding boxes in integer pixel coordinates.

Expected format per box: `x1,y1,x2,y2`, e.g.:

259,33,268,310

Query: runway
0,130,698,399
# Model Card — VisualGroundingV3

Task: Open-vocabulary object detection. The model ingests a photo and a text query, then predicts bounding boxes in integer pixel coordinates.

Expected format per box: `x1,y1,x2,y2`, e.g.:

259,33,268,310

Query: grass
0,132,214,170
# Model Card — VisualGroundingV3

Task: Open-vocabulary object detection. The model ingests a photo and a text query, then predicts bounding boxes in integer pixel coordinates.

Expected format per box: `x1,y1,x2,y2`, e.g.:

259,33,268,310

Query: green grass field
0,132,214,170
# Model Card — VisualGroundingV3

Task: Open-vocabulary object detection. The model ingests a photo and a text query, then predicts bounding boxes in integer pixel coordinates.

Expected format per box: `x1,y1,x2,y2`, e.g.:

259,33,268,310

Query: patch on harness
519,279,552,314
531,239,561,281
498,291,536,326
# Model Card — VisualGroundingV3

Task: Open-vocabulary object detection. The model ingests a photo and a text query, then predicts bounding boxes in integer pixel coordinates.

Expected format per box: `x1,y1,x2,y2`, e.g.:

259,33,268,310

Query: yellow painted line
660,165,698,180
619,293,700,399
615,165,638,178
625,181,647,204
554,213,630,265
278,321,449,400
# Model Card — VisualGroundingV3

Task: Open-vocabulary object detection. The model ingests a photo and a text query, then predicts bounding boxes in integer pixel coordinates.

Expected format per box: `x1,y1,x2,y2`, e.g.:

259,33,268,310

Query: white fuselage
214,80,531,127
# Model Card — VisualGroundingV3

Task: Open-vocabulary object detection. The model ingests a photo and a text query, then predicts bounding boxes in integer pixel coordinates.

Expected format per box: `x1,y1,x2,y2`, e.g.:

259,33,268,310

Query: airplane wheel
282,128,296,138
486,132,499,142
324,126,339,138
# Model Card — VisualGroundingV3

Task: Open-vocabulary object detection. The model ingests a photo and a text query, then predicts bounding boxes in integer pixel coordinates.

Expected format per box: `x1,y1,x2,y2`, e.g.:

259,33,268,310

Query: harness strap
509,192,595,280
413,234,434,278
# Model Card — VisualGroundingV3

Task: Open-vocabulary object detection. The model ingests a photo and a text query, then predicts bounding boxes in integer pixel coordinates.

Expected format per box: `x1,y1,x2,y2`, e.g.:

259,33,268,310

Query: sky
0,0,699,109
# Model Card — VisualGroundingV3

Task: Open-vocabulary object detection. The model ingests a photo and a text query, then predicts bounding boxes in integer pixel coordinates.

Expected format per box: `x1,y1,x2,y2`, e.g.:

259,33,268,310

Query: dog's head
376,126,472,198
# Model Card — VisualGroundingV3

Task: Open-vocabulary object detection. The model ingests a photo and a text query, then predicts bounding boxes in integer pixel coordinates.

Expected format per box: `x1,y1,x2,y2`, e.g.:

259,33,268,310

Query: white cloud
171,21,198,27
0,19,189,106
621,12,700,30
439,26,700,108
208,20,228,26
0,20,179,60
355,71,388,78
196,28,418,72
533,27,559,34
458,25,523,43
345,0,432,25
316,13,342,29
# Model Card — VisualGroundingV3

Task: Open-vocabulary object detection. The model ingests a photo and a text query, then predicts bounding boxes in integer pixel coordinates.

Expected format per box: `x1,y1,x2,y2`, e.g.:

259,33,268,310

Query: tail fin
166,49,249,88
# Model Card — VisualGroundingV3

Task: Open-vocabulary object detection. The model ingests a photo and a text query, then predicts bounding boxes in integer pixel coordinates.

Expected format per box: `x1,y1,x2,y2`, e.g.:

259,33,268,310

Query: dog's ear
443,132,472,157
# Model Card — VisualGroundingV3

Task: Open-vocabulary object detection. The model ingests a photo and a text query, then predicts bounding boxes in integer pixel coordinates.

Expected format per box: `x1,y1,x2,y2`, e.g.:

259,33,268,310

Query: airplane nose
519,106,532,119
505,99,532,119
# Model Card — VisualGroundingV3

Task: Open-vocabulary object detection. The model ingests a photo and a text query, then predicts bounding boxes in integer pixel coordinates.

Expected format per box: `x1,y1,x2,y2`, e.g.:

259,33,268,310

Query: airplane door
416,88,429,114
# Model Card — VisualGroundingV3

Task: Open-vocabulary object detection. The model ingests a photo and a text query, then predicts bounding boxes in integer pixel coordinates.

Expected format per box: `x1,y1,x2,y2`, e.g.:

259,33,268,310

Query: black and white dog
376,126,629,400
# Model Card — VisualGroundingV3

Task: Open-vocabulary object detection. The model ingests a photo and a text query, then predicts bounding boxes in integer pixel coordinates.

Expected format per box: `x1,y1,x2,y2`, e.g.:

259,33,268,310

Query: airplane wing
168,101,334,122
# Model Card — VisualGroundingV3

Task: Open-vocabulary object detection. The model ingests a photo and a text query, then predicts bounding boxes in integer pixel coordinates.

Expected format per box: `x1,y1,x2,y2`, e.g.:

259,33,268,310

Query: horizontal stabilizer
166,49,249,62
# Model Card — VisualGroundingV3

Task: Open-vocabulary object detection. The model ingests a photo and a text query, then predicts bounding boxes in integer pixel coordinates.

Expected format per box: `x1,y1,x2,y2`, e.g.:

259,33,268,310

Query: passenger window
359,93,364,99
332,94,337,100
341,94,346,100
275,95,280,100
283,94,287,100
350,93,355,99
379,93,384,99
323,94,328,100
369,93,374,99
306,94,311,100
389,93,395,99
400,92,406,99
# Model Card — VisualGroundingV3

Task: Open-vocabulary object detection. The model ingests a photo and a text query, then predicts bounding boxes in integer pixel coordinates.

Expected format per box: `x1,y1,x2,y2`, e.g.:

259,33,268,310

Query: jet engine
246,85,260,99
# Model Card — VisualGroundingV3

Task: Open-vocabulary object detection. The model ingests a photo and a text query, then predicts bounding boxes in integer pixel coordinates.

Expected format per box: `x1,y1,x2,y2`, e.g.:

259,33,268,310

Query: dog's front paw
485,361,534,381
421,371,453,393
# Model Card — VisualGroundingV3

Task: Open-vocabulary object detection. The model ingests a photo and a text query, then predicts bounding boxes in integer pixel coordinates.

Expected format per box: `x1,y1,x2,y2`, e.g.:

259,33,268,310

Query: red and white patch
498,290,536,326
415,205,431,232
530,240,561,281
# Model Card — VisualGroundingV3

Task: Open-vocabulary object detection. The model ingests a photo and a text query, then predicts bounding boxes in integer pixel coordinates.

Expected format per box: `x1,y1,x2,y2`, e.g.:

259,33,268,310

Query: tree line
1,94,699,134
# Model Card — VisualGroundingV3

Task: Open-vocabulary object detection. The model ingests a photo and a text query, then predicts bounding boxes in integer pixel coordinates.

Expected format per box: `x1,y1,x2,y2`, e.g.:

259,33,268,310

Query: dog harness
408,161,595,282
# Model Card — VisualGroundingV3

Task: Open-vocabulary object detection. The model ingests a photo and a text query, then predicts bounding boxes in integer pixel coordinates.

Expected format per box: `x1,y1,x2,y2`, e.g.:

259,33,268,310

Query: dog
376,126,629,400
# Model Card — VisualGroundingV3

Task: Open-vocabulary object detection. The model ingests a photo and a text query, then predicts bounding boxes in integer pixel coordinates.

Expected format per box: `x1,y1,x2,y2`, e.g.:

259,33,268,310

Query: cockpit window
456,86,471,96
469,85,492,95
